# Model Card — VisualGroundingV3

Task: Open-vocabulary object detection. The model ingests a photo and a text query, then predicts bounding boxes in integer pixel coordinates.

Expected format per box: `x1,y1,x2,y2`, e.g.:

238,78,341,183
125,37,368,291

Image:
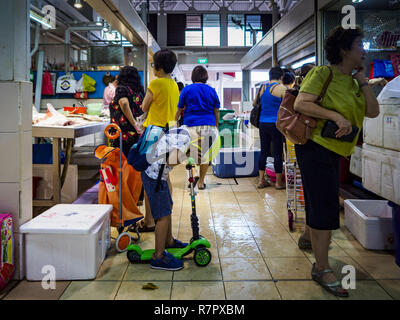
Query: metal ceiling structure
130,0,299,14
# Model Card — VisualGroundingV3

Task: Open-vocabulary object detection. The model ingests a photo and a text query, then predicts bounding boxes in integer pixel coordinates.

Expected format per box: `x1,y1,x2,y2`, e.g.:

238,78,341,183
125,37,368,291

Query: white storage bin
364,100,400,152
20,204,112,280
344,199,394,250
350,145,362,177
362,143,400,205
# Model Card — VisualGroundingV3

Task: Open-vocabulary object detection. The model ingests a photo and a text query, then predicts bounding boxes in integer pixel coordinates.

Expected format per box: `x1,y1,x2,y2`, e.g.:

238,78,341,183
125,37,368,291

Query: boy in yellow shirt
139,49,186,269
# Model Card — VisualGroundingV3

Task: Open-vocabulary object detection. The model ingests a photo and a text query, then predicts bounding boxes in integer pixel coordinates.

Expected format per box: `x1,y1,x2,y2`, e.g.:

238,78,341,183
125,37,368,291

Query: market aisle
2,166,400,300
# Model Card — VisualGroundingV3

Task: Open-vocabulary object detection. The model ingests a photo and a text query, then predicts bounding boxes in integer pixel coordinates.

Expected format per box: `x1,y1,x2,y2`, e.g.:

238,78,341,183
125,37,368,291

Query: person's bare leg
257,170,269,188
310,228,336,283
275,173,285,189
139,191,155,229
164,215,175,247
154,216,169,259
197,164,208,189
301,225,311,241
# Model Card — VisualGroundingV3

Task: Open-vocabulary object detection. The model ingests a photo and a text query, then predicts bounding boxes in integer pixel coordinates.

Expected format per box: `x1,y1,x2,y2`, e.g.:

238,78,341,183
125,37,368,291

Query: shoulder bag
276,66,333,145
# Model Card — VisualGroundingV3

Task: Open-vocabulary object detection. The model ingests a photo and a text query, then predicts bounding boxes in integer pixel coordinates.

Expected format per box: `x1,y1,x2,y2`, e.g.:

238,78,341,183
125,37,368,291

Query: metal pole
35,50,44,110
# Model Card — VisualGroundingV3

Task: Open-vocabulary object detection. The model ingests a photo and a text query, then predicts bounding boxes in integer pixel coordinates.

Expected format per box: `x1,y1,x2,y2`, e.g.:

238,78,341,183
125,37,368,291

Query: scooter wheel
116,232,131,253
194,248,212,267
127,250,141,263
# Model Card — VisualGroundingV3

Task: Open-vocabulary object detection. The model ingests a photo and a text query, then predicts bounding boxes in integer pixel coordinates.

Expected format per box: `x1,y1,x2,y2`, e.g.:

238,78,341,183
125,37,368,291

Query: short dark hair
191,66,208,83
153,49,177,74
300,63,315,77
282,71,295,86
269,67,284,81
324,26,364,64
177,82,184,92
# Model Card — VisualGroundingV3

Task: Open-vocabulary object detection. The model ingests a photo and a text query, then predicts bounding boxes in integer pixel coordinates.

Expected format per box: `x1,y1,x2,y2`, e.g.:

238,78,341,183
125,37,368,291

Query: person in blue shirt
175,66,220,190
253,67,287,190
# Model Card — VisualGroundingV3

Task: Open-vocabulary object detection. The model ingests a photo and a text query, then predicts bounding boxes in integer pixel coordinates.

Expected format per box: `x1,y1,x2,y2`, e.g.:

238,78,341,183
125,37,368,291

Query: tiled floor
2,166,400,300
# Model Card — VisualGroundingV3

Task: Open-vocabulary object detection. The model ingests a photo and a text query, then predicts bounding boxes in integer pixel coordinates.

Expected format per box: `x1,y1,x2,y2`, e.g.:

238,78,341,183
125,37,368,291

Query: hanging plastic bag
373,59,395,79
42,71,54,95
56,74,76,94
82,74,96,92
75,77,84,92
377,76,400,103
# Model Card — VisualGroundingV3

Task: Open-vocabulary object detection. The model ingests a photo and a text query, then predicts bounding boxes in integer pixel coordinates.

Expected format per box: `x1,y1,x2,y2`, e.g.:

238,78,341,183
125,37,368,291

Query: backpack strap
155,124,171,192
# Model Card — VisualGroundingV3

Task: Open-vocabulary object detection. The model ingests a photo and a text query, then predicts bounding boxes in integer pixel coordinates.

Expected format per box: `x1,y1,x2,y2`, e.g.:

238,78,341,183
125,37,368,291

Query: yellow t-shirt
143,78,179,128
300,65,366,157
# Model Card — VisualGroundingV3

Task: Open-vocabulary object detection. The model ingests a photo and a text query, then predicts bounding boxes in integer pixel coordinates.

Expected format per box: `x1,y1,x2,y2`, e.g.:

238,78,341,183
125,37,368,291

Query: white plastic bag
75,77,84,92
56,74,76,94
377,76,400,103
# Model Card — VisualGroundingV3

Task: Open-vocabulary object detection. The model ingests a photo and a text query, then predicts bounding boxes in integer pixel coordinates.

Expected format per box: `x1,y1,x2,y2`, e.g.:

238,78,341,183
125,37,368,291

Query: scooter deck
127,237,211,261
139,248,188,261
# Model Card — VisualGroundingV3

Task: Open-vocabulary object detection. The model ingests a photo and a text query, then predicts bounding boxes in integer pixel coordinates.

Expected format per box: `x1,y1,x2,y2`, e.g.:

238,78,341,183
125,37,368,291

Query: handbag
276,66,333,145
250,84,266,128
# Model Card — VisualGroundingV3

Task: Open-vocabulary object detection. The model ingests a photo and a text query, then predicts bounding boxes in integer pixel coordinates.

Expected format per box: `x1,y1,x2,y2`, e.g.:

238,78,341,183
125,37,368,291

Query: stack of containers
362,98,400,205
356,88,400,259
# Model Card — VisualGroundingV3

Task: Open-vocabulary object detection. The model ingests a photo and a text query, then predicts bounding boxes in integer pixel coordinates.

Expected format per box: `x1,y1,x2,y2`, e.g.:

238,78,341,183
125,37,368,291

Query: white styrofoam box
21,130,32,182
0,179,32,233
344,199,394,250
362,143,400,205
20,204,112,280
364,101,400,152
0,132,19,183
350,145,362,177
0,81,32,133
0,82,19,132
33,164,78,203
20,81,33,132
12,232,25,280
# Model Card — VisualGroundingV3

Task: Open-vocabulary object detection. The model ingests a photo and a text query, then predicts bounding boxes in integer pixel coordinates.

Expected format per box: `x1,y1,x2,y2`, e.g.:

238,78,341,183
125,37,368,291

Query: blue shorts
141,171,173,221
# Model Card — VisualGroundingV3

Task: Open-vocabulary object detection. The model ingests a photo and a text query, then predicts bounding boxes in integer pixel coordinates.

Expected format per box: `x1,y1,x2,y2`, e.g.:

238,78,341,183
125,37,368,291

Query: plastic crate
344,199,394,250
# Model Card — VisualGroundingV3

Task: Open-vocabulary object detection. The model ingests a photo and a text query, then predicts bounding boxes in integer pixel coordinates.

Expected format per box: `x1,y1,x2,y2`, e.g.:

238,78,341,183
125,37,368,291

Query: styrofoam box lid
20,204,113,234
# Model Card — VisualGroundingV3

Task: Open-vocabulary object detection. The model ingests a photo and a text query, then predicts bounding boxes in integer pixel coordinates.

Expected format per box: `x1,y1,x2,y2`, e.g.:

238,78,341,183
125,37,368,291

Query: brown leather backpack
276,66,333,145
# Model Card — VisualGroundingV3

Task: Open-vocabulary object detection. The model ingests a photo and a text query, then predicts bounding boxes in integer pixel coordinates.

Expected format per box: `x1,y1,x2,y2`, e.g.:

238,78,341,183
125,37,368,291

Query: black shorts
295,140,341,230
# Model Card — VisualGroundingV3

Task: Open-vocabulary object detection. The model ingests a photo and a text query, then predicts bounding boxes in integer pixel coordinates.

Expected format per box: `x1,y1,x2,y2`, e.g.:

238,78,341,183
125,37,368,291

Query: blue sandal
311,263,349,298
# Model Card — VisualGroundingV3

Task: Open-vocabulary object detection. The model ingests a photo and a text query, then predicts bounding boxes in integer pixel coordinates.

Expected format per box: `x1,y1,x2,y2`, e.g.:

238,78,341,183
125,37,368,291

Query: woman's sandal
311,263,349,298
257,180,270,189
198,183,206,190
298,236,312,250
136,220,155,233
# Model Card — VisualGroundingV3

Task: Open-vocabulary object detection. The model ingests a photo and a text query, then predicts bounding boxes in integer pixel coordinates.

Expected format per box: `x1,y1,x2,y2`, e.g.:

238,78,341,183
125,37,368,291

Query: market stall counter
32,105,109,207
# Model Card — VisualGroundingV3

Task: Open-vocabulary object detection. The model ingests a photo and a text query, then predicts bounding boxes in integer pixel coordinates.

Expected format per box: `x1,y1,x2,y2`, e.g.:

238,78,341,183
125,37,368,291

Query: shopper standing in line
136,49,180,234
175,66,220,190
282,71,296,89
254,67,287,190
293,26,380,297
109,67,144,157
103,75,118,112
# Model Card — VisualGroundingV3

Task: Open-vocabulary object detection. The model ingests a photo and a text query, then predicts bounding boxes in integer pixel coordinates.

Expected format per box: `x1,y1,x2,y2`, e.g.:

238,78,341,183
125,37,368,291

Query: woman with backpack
293,26,380,298
254,67,287,190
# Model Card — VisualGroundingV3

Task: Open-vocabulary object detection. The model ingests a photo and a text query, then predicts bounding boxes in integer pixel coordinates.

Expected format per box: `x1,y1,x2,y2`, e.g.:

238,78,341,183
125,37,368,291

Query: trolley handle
105,124,121,140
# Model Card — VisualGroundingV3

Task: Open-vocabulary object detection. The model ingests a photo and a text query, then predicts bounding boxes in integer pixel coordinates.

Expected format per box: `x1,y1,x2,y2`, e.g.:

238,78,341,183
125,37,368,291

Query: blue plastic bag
373,59,395,78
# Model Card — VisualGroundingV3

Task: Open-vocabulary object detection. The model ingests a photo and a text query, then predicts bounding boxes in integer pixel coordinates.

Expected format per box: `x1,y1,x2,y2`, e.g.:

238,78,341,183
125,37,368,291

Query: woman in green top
293,26,380,298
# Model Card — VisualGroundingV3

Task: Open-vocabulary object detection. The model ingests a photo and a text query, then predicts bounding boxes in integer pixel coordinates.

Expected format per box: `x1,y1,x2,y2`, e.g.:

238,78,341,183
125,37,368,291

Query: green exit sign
197,58,208,64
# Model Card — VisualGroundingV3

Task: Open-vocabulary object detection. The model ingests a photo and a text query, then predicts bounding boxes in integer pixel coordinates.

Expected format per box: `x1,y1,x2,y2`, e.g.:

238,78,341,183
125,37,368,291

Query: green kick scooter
126,157,212,267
